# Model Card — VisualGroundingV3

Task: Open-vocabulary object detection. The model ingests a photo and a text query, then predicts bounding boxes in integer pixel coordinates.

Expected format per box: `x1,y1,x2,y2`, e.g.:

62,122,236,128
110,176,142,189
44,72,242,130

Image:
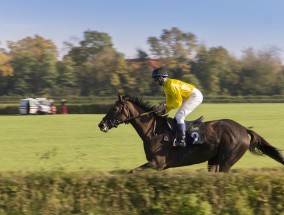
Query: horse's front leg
128,161,157,173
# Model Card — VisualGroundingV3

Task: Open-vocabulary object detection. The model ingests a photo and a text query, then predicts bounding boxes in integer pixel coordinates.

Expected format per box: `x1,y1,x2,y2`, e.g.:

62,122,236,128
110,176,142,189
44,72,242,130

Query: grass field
0,103,283,173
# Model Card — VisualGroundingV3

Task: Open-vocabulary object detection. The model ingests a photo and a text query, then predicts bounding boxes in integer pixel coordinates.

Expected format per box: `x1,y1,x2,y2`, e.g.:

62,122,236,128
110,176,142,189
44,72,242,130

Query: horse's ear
118,93,123,102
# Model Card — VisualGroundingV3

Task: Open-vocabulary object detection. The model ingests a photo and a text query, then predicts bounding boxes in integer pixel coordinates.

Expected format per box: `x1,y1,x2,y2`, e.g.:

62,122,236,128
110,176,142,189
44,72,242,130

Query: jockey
152,67,203,147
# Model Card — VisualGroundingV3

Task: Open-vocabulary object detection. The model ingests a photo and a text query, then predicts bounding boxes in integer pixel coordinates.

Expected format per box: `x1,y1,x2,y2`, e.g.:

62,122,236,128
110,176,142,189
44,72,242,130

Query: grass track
0,103,283,173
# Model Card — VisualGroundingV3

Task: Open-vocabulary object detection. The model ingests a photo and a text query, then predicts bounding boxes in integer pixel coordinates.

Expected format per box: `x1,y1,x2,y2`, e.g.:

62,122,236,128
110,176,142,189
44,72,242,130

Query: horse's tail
247,129,284,165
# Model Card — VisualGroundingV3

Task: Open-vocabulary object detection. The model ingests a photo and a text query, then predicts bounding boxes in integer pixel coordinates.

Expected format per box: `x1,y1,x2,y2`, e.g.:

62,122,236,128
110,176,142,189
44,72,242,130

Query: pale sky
1,0,284,60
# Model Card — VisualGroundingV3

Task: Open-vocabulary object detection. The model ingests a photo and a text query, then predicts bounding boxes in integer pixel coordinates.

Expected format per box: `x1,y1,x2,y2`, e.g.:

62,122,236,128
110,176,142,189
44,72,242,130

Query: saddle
164,116,205,145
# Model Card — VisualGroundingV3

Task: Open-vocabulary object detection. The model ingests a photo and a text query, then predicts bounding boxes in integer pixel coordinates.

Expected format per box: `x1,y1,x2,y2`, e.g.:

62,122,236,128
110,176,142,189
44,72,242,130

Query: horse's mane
124,95,168,120
124,95,155,112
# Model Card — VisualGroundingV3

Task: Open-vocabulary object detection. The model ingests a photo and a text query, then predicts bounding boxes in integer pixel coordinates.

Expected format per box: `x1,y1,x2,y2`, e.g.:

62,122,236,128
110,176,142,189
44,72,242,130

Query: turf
0,103,283,173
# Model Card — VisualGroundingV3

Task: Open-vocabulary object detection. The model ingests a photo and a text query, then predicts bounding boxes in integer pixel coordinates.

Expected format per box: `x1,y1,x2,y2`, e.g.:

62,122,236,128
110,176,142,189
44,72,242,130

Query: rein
123,110,157,124
123,109,158,138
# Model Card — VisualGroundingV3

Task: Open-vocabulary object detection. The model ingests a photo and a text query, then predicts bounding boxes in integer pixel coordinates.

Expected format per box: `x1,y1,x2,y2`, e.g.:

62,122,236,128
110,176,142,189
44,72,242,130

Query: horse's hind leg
208,155,233,173
218,163,233,172
208,157,219,172
208,164,219,172
218,140,249,172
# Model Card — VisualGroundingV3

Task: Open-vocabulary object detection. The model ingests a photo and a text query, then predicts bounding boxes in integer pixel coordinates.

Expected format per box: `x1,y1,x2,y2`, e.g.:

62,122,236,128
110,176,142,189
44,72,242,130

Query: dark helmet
152,67,168,78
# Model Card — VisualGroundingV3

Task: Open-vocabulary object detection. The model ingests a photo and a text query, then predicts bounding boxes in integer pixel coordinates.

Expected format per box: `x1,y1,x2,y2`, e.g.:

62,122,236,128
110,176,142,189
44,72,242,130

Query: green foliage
147,27,197,79
7,35,58,97
1,28,284,97
191,45,242,95
66,30,129,96
0,50,13,76
0,170,283,214
240,48,283,95
148,27,197,60
56,56,77,95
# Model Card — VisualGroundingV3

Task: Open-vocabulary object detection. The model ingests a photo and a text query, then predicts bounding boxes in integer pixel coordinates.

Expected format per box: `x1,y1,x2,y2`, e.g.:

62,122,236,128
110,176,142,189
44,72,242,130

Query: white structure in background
19,98,52,115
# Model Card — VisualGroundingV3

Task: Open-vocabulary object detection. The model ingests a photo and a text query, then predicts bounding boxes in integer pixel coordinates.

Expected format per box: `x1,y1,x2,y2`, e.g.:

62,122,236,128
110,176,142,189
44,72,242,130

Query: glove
155,103,166,116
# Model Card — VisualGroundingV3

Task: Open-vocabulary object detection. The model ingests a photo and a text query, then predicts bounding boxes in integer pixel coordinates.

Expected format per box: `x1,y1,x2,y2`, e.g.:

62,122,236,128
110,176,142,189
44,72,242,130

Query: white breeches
175,88,203,124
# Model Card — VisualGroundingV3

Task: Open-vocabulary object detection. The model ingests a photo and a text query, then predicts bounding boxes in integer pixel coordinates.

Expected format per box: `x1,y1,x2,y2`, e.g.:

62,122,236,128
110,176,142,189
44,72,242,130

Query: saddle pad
186,122,205,144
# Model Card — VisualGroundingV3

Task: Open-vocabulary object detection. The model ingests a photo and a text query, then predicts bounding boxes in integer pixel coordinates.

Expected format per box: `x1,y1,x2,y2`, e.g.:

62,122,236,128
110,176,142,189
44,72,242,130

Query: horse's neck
128,105,155,141
128,104,165,159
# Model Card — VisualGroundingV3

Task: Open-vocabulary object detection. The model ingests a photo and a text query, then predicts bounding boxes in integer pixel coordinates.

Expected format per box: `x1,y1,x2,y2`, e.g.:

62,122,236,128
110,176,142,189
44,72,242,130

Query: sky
1,0,284,60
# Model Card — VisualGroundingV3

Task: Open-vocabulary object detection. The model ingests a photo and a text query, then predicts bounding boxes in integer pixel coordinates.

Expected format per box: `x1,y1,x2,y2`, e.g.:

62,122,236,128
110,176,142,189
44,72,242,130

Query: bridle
103,101,157,128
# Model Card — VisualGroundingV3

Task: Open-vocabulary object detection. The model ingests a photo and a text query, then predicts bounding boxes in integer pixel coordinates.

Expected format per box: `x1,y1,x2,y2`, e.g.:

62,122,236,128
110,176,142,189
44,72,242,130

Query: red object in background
61,105,68,114
51,106,57,114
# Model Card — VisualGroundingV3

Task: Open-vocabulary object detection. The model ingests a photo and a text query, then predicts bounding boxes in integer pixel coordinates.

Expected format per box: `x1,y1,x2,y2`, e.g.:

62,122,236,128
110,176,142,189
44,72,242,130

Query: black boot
174,124,186,147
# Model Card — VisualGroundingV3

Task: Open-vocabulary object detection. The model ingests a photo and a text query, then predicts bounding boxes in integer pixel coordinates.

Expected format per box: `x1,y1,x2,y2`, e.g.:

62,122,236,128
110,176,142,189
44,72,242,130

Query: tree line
0,27,283,97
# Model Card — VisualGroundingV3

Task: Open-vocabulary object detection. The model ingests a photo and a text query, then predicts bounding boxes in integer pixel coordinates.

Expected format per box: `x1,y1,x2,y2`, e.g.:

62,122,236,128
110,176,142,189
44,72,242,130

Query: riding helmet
152,67,168,78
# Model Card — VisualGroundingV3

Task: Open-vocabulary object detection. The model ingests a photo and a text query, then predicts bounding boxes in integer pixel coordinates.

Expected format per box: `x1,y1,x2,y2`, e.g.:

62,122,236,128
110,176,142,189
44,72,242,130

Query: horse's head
98,94,131,132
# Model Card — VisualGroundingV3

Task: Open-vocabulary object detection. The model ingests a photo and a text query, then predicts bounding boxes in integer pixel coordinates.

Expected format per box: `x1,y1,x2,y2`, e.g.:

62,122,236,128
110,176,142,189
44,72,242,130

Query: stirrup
173,139,186,147
192,140,203,145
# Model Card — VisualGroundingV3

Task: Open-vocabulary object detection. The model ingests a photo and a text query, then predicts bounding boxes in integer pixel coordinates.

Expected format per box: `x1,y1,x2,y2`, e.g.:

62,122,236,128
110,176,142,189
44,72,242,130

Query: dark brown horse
98,94,284,173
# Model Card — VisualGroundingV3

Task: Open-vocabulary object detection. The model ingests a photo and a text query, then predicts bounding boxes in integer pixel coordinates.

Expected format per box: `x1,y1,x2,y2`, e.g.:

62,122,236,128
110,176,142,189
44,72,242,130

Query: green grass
0,103,283,173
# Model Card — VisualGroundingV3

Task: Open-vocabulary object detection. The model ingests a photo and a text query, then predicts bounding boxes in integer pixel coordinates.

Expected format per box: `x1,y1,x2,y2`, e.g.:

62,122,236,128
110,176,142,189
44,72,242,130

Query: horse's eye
113,106,119,112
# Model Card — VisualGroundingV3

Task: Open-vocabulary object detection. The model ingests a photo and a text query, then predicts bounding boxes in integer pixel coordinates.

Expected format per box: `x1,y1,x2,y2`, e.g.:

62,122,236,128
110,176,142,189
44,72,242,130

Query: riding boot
174,123,186,147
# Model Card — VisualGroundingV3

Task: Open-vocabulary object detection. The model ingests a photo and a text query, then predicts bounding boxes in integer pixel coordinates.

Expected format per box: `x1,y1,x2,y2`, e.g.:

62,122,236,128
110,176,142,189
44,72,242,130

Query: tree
191,45,240,95
110,53,136,95
10,50,37,95
0,51,14,76
66,30,131,96
127,49,151,95
277,67,284,94
0,49,14,95
240,48,282,95
8,35,58,96
147,27,197,79
57,56,77,95
136,49,149,60
67,30,114,66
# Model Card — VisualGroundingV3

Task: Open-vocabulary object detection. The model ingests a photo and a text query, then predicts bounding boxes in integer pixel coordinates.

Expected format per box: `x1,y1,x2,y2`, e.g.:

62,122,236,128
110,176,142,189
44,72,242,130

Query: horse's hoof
128,169,136,174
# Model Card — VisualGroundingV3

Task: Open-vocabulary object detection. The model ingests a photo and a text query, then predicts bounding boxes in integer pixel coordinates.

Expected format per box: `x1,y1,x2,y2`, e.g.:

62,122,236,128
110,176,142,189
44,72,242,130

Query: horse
98,94,284,173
